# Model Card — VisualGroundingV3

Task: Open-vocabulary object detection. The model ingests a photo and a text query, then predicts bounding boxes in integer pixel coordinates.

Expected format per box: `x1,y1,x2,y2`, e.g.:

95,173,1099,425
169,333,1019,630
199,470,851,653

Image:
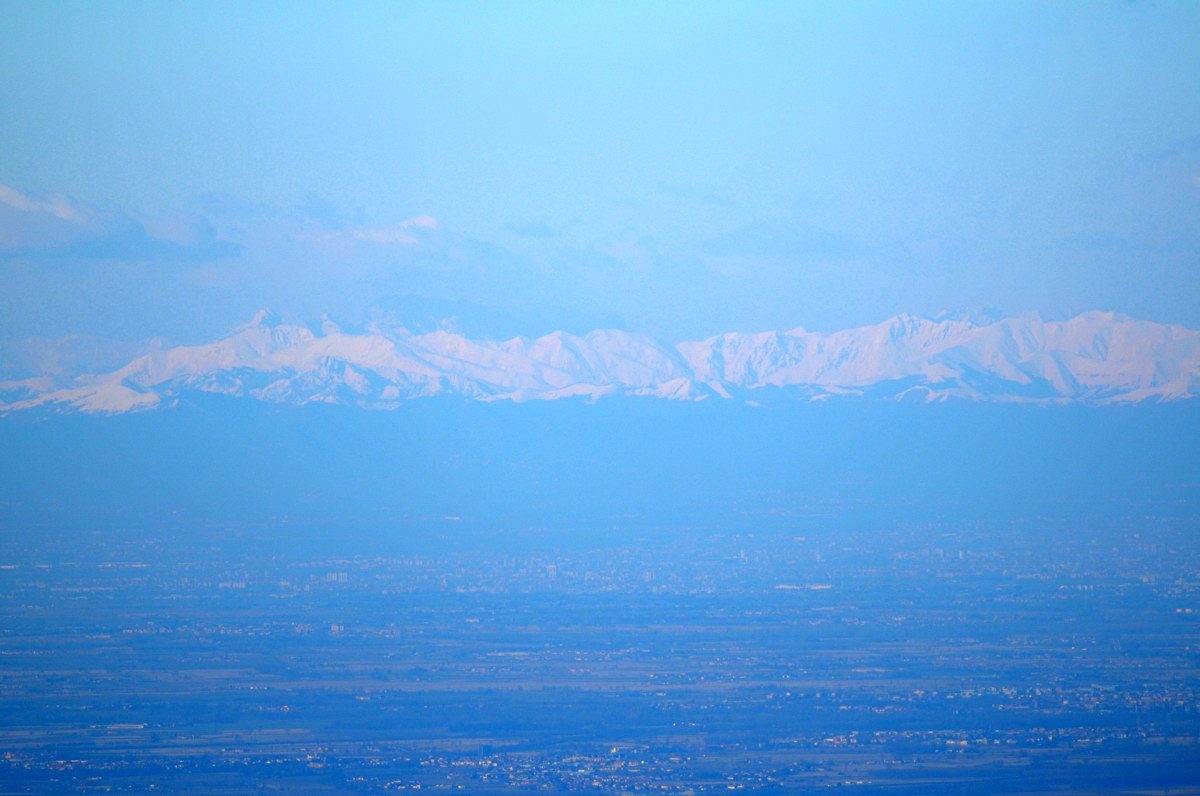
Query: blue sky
1,1,1198,342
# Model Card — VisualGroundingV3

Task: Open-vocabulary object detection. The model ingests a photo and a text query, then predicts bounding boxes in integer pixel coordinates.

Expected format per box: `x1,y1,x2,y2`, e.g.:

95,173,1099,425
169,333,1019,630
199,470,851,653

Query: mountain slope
3,310,1197,414
679,311,1200,403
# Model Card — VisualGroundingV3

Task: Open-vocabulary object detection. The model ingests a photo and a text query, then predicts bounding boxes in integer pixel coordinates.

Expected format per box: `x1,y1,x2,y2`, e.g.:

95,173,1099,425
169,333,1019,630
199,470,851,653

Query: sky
1,1,1198,344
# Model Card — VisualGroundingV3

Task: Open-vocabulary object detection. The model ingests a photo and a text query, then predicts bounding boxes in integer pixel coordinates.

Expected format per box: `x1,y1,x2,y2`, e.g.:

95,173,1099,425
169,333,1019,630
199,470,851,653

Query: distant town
1,518,1196,793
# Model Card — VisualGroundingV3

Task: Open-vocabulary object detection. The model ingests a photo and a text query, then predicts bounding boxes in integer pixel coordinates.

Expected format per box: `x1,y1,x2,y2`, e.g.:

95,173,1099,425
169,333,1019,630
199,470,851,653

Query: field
1,516,1197,794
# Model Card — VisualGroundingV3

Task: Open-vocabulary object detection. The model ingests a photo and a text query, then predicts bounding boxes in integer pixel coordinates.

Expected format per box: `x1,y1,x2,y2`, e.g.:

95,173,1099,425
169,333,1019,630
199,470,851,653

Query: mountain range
2,310,1197,414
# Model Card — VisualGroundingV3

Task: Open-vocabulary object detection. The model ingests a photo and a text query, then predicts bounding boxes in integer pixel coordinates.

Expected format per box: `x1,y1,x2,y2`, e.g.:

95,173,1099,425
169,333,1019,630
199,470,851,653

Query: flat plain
1,518,1197,794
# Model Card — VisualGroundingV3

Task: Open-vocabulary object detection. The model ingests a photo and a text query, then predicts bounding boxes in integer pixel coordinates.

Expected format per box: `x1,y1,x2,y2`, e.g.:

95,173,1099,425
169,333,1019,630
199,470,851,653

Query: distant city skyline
2,1,1198,343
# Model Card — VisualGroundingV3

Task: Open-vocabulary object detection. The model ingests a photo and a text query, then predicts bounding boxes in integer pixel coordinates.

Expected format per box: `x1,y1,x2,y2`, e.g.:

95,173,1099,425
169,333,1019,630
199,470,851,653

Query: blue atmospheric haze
0,3,1197,533
0,2,1198,343
3,8,1200,793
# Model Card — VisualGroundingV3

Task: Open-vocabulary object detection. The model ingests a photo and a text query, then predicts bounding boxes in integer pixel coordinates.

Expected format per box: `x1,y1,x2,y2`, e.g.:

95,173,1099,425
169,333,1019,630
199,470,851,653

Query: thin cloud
502,221,562,239
702,222,862,260
0,185,242,263
309,216,440,247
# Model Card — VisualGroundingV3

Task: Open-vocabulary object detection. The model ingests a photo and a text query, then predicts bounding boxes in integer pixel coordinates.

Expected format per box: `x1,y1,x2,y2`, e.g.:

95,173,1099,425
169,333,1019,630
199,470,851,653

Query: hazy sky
2,1,1198,342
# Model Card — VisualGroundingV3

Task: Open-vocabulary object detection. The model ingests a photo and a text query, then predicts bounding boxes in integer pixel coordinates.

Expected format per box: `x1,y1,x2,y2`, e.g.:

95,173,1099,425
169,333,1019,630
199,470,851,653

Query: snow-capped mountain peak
236,308,282,331
3,310,1197,414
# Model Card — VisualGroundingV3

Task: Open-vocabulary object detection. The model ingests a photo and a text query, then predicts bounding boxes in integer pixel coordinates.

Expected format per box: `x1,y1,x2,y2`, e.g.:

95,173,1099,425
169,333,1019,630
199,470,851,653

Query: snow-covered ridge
2,310,1198,414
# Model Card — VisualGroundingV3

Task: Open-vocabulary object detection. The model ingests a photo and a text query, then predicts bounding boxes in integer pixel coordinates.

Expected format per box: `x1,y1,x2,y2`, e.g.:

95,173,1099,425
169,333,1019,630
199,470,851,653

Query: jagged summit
233,308,282,333
929,307,1007,326
2,310,1197,414
313,314,343,337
